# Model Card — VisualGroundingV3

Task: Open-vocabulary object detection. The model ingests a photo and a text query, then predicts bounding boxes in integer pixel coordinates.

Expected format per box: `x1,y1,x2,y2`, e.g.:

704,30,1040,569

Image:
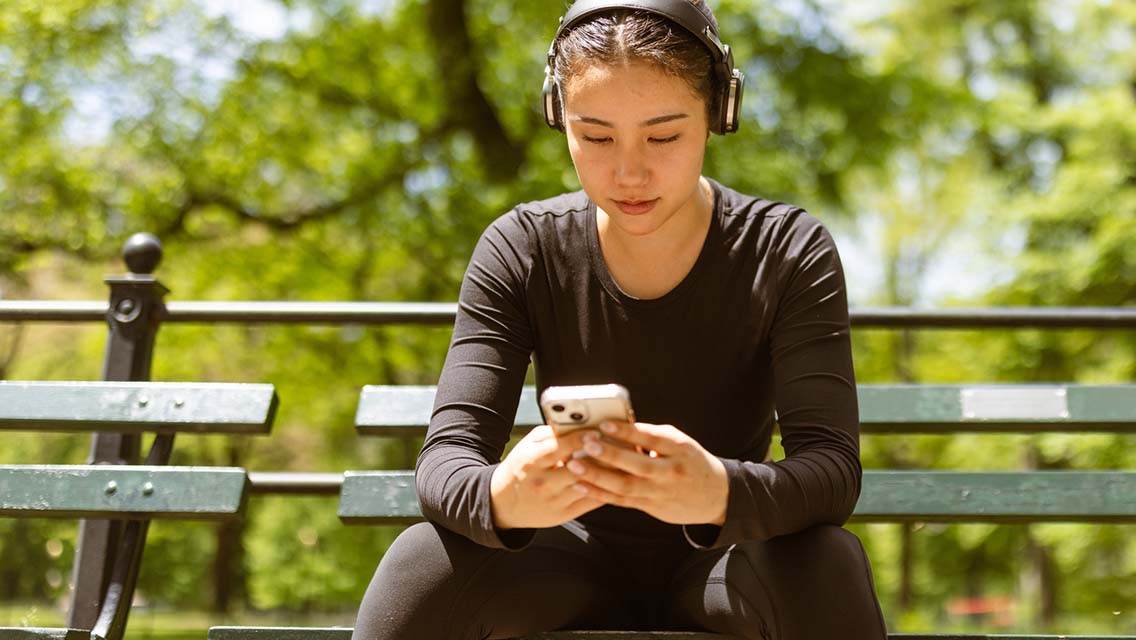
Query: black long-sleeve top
417,178,861,550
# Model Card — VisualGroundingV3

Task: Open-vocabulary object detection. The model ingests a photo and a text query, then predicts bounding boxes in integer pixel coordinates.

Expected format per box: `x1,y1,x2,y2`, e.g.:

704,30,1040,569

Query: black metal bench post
69,233,168,640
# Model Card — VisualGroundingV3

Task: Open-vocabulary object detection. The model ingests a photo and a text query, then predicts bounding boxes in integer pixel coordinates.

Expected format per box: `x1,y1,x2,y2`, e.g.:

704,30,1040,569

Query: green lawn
0,603,356,639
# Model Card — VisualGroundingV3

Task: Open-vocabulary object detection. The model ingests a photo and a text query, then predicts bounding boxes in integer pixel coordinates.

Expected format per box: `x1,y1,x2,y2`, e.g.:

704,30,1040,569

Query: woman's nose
613,147,649,187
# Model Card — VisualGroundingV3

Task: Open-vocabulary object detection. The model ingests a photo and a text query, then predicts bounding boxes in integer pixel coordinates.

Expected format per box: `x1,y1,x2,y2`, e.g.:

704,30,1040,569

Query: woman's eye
650,134,681,144
582,136,612,145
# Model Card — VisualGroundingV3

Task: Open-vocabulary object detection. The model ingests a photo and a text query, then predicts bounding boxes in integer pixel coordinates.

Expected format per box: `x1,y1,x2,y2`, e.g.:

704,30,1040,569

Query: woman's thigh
352,521,629,640
665,524,888,640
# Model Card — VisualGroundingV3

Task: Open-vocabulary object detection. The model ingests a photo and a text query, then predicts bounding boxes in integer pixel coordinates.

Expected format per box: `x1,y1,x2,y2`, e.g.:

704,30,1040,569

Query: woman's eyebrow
571,113,690,127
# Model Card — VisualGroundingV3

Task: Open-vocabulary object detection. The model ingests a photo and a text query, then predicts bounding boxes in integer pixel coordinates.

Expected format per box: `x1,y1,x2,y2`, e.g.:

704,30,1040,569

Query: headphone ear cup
722,69,744,134
542,70,565,131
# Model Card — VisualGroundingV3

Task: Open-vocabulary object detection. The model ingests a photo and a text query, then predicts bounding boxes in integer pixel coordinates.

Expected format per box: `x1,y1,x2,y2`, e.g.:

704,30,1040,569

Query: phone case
539,384,635,434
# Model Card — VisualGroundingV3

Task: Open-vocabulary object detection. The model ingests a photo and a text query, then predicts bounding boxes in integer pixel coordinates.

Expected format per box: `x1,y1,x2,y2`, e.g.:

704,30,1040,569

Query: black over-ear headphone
541,0,745,135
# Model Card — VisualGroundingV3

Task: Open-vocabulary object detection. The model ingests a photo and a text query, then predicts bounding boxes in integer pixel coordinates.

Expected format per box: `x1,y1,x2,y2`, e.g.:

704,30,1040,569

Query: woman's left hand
565,420,729,526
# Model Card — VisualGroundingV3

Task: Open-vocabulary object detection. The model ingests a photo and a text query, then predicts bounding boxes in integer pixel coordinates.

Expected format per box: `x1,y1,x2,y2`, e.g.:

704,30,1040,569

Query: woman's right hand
490,425,605,530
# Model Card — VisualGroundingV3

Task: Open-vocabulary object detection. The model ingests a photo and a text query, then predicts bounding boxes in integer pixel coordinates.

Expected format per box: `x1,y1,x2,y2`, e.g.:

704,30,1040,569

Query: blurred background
0,0,1133,636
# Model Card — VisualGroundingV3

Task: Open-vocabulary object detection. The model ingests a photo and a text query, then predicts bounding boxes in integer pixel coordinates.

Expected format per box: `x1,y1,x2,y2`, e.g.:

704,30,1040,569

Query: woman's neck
596,177,715,299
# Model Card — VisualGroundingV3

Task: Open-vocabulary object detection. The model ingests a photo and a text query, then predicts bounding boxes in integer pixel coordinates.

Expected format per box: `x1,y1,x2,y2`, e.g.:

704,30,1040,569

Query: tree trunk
211,442,247,612
898,522,914,612
1021,443,1058,626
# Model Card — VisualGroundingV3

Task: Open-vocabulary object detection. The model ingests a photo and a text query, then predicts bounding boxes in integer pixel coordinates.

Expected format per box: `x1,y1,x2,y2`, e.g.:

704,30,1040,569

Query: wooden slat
0,630,91,640
338,470,1136,524
853,471,1136,522
207,628,1136,640
207,629,733,639
0,465,248,520
859,384,1136,432
0,381,278,434
338,471,419,524
355,384,1136,436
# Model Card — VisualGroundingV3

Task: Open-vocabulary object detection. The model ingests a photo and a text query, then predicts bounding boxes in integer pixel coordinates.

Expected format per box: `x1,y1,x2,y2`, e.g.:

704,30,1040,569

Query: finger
571,480,647,511
561,492,605,520
529,428,592,466
579,433,658,477
536,465,591,498
599,420,688,457
565,457,646,499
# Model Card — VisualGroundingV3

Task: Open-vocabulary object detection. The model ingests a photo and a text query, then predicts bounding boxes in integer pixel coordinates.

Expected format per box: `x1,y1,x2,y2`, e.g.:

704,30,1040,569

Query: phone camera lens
570,412,584,421
551,404,565,413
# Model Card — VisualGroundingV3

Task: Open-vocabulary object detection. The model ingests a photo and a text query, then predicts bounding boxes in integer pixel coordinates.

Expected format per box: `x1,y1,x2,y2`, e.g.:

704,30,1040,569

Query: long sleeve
415,211,537,549
686,212,861,547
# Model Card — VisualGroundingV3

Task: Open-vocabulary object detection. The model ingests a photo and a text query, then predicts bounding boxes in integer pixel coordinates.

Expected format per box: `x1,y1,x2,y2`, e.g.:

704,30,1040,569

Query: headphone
541,0,745,135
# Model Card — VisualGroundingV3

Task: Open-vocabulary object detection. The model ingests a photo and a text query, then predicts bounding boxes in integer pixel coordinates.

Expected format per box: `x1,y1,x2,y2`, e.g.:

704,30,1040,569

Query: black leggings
352,520,887,640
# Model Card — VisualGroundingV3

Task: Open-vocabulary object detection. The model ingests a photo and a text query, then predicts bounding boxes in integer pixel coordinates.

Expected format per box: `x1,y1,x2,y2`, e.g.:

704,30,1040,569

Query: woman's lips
614,198,659,215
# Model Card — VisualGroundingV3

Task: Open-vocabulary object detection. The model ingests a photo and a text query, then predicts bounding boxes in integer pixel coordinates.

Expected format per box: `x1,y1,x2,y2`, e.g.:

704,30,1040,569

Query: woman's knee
669,525,886,639
352,522,489,640
767,524,874,583
759,524,887,639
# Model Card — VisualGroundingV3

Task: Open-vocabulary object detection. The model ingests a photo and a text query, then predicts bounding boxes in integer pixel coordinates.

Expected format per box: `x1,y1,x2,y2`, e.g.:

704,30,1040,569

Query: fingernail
572,483,588,493
585,441,603,456
599,421,616,433
572,449,589,459
567,460,586,475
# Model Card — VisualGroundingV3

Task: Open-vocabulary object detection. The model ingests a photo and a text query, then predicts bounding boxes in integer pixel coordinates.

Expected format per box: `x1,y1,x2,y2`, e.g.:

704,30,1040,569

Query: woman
353,1,887,638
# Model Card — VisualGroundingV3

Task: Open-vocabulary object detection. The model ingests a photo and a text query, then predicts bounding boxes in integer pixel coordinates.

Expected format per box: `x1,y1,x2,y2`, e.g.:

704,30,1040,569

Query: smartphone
539,383,635,436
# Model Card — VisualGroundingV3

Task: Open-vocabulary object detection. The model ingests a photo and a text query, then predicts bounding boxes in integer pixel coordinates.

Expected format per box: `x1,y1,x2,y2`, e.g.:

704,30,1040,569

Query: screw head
138,396,149,407
142,482,154,496
105,481,118,495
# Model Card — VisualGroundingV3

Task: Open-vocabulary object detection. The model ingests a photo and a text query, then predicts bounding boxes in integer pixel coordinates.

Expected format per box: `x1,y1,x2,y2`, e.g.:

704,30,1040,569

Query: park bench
0,381,277,640
3,234,1134,640
210,382,1136,640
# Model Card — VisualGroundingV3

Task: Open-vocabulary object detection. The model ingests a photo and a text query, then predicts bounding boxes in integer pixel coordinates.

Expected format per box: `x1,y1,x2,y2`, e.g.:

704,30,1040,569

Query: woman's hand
565,420,729,526
490,425,606,530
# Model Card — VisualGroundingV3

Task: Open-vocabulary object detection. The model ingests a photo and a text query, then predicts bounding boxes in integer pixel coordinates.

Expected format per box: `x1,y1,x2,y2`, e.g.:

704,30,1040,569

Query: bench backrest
339,384,1136,525
355,384,1136,435
0,381,278,434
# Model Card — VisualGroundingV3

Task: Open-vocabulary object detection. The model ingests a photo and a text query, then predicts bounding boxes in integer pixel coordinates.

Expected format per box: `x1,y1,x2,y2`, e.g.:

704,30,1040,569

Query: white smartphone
539,383,636,436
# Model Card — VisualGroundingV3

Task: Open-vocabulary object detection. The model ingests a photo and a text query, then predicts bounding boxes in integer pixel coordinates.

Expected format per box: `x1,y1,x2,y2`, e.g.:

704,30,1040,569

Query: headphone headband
542,0,744,135
550,0,728,66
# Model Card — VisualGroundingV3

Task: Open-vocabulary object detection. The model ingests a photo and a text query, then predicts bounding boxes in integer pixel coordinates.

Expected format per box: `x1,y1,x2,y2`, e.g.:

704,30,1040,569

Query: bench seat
207,627,1136,639
0,630,91,640
336,470,1136,524
0,465,249,520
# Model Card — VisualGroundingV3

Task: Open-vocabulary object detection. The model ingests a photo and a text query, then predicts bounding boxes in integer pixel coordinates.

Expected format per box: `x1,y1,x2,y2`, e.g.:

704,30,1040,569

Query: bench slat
853,471,1136,522
206,627,1136,640
0,381,277,434
338,470,1136,524
0,630,91,640
355,385,1136,435
207,630,732,639
0,465,248,520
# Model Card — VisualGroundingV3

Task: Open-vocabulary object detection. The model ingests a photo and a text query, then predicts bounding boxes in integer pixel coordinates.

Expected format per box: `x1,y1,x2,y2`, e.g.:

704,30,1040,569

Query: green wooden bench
213,382,1136,640
0,381,277,640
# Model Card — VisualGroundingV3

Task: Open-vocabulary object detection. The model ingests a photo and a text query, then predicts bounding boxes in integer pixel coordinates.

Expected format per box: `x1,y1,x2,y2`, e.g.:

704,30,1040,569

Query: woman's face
563,62,711,239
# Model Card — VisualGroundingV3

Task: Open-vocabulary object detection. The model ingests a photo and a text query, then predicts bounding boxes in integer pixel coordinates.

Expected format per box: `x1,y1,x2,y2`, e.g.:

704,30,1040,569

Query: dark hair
553,1,718,121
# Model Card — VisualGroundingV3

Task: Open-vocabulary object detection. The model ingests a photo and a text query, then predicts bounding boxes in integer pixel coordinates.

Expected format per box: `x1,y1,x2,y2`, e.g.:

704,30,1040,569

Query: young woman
352,1,887,638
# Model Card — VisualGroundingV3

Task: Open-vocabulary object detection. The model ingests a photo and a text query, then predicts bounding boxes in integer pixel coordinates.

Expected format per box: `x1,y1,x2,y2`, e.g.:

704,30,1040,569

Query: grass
0,603,356,639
